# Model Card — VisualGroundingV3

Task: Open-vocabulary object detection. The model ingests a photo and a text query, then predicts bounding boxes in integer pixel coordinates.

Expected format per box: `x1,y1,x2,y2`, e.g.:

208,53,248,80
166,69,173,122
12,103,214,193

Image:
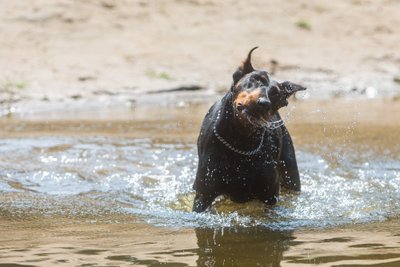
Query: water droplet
365,86,378,98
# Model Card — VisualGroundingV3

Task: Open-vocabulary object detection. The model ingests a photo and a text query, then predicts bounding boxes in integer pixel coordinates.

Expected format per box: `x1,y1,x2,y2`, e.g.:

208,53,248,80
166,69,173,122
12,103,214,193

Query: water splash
0,137,399,230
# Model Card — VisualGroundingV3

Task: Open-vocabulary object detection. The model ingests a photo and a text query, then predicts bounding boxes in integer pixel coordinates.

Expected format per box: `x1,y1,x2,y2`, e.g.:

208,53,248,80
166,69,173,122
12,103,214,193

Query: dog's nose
236,102,245,112
257,97,271,109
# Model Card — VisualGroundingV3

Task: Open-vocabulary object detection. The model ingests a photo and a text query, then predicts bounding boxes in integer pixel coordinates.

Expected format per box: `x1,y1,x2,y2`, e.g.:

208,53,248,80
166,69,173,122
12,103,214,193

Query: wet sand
2,96,400,145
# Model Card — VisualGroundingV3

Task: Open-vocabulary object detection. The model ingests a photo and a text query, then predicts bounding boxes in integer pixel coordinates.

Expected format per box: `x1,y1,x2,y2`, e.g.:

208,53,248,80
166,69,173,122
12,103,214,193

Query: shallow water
1,98,400,266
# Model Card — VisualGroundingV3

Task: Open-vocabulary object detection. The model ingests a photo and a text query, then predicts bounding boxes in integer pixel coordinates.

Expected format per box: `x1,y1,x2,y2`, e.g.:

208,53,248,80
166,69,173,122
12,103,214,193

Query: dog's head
231,47,306,128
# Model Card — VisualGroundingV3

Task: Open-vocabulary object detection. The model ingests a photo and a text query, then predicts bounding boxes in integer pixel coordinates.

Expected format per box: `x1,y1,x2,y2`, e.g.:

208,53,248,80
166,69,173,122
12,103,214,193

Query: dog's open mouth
241,109,283,129
233,78,306,130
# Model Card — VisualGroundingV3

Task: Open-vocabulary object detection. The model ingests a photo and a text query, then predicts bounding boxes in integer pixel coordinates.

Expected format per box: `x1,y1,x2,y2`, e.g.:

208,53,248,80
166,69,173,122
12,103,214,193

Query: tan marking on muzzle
234,88,262,108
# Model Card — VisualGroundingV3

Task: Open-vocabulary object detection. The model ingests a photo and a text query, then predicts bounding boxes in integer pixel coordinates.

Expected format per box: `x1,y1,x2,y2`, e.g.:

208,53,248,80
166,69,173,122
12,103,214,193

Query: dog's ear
232,47,258,87
280,81,306,95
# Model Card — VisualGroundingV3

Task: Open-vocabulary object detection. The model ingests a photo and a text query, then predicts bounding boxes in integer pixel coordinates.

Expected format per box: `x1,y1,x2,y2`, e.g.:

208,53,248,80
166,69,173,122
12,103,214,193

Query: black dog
192,47,306,212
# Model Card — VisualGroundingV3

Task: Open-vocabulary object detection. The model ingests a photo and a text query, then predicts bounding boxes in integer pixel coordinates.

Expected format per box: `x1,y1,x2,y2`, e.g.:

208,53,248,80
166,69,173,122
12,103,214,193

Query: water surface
1,98,400,266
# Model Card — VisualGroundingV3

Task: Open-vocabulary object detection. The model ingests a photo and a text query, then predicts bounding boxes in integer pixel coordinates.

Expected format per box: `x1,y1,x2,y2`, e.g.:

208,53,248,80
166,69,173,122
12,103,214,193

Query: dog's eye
269,86,279,97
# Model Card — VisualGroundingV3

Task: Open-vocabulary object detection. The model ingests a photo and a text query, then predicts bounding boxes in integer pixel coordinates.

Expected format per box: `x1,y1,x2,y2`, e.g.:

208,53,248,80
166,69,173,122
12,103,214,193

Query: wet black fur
192,49,303,212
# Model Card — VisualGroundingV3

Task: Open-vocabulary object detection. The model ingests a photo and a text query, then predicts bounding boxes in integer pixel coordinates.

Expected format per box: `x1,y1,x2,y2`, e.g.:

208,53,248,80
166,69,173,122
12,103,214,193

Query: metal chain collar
213,110,266,156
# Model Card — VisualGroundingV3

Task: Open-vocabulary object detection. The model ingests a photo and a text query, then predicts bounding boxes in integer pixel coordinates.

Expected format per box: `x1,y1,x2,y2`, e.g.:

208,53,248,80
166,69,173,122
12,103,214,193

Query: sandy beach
1,0,400,116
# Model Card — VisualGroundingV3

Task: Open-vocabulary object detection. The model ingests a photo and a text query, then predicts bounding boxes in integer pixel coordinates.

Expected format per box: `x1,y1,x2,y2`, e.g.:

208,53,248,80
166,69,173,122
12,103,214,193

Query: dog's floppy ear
232,47,258,87
280,81,307,95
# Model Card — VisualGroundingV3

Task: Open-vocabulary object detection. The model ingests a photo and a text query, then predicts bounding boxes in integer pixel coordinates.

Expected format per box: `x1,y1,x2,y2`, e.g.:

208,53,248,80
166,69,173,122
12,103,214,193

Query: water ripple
0,137,399,230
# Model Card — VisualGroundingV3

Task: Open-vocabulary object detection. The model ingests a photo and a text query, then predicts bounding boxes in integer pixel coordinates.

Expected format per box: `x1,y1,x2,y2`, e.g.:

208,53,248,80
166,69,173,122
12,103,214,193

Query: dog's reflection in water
195,227,293,267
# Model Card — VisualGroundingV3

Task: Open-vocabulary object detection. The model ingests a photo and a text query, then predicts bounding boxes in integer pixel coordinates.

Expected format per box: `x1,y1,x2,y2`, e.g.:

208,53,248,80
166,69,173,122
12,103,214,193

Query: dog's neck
215,93,266,149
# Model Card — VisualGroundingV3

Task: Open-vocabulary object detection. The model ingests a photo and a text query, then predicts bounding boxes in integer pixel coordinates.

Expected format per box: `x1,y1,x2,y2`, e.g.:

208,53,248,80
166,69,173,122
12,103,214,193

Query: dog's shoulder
201,101,220,129
197,97,224,146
